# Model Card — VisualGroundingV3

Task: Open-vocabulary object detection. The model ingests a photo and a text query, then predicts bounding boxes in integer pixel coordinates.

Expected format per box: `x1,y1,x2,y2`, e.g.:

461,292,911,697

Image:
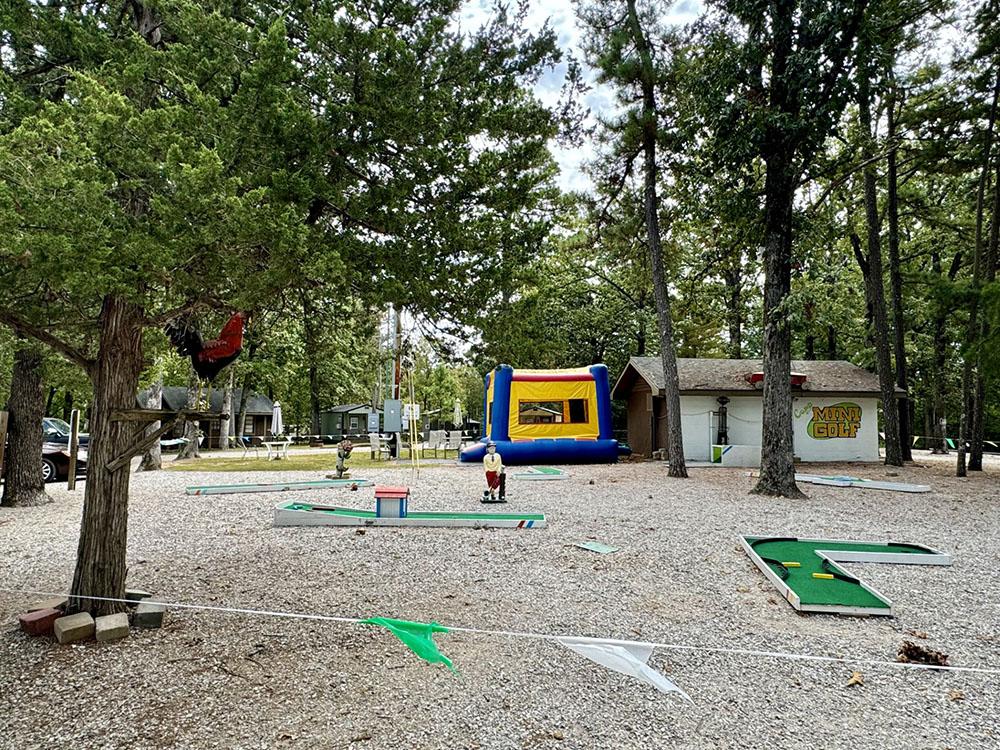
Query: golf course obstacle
741,536,952,616
185,478,374,496
793,473,931,493
512,466,570,480
273,491,546,529
747,471,931,493
375,485,410,517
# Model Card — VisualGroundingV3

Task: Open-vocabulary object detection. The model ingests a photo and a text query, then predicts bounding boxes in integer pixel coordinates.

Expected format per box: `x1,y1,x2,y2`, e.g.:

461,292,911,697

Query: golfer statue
482,440,506,503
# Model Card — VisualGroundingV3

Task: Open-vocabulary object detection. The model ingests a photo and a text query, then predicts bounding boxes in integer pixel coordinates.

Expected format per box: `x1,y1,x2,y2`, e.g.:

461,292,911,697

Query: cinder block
18,608,62,636
95,613,130,642
54,612,95,644
134,601,166,628
27,596,67,613
124,589,152,605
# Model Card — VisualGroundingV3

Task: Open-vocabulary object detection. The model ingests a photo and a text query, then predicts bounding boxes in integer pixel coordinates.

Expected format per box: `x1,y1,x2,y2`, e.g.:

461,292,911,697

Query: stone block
134,601,166,628
54,612,95,644
18,608,62,636
124,589,152,605
95,613,130,642
27,596,67,613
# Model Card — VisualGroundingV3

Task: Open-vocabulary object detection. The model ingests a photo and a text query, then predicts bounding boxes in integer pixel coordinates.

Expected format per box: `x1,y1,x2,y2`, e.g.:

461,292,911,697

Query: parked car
42,417,89,448
1,441,87,484
41,442,88,482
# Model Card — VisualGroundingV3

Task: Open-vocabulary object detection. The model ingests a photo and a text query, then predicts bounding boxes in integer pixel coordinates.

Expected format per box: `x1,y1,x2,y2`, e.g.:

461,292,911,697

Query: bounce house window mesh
567,399,588,423
519,401,564,424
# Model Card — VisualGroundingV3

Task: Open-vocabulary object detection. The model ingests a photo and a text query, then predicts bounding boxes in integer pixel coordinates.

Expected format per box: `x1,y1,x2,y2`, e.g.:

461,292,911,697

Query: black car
42,417,89,448
41,442,88,483
1,434,88,484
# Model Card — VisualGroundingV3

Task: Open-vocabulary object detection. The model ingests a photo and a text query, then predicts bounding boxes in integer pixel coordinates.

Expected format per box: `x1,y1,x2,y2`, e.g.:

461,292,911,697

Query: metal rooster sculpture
165,311,247,382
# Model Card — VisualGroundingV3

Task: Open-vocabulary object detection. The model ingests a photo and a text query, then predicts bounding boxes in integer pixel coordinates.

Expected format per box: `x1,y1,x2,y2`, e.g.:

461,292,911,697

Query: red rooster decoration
165,311,247,381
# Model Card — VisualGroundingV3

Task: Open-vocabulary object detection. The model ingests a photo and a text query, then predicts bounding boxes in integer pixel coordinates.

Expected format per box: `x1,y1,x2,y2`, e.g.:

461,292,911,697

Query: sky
457,1,704,194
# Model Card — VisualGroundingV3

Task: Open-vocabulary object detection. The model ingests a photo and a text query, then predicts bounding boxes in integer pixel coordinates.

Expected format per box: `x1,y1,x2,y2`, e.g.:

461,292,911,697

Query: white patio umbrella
271,401,284,437
453,399,462,427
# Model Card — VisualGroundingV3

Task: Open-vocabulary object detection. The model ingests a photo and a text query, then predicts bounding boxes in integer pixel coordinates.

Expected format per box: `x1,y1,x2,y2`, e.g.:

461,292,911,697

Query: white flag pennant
557,637,693,703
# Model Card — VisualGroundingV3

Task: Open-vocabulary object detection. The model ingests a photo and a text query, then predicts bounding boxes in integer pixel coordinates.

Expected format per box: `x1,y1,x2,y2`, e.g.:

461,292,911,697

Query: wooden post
0,410,8,478
68,409,80,490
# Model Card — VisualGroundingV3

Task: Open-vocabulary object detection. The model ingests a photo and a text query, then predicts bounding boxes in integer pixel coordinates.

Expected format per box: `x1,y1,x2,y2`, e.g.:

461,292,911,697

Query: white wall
678,394,880,463
679,395,765,461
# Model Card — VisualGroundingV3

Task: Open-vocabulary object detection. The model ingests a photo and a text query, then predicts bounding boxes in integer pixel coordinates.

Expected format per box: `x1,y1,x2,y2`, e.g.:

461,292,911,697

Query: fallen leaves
846,671,864,687
947,689,965,702
898,640,950,666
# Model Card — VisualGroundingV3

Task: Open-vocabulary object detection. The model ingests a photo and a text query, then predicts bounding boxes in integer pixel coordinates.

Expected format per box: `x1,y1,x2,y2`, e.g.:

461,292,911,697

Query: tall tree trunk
886,80,912,461
856,63,902,466
826,324,837,359
70,295,144,615
1,345,51,507
303,294,322,436
975,156,1000,464
174,366,201,460
751,0,803,498
137,377,162,471
626,0,686,478
235,339,258,445
723,264,743,358
219,369,233,450
62,390,74,422
963,70,1000,472
636,310,647,356
44,386,56,417
754,148,803,497
930,249,956,453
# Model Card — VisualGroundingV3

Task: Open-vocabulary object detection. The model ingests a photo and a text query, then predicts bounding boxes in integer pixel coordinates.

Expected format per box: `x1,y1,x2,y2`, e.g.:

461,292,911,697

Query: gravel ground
1,455,998,749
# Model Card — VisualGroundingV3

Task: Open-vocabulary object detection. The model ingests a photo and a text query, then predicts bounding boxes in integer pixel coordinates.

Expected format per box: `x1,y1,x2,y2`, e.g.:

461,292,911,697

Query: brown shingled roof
613,357,903,398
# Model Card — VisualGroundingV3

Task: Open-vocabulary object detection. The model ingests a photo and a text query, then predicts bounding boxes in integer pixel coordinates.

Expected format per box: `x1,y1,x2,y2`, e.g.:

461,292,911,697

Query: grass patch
164,449,456,472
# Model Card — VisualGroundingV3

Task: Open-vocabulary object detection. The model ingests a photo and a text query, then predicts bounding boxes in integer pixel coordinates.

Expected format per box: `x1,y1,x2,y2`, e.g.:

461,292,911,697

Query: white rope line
4,587,999,676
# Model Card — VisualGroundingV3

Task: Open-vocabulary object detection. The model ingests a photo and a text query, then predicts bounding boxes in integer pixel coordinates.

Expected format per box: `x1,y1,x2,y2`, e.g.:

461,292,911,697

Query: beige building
612,358,901,463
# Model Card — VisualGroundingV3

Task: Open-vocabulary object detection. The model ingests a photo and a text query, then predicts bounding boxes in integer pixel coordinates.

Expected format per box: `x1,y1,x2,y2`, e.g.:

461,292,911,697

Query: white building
613,358,901,464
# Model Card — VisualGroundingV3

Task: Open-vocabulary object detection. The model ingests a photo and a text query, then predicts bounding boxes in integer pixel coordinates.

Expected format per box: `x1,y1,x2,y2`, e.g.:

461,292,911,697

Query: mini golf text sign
807,402,862,439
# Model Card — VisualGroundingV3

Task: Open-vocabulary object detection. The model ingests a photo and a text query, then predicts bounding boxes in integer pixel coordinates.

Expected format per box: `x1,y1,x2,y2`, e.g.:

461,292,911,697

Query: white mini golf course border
186,479,374,496
273,501,546,529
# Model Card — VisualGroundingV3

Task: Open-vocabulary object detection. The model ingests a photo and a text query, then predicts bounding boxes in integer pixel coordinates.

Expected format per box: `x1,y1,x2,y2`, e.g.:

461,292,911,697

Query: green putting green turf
745,538,934,610
284,503,545,521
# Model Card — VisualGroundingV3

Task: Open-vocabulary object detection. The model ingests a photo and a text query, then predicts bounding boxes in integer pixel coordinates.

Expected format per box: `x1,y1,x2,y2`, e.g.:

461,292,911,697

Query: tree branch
147,296,227,325
0,311,95,376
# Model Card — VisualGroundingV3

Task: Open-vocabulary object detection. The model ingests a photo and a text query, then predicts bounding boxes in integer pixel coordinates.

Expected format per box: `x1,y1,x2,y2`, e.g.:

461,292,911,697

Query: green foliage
1,0,564,437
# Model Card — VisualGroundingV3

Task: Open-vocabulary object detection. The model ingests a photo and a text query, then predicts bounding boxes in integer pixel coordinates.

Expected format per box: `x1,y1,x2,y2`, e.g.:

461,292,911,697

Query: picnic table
262,440,292,460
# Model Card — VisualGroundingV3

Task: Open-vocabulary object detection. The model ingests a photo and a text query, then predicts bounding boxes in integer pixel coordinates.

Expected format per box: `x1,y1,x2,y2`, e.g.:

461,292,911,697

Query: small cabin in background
319,404,378,440
135,387,274,448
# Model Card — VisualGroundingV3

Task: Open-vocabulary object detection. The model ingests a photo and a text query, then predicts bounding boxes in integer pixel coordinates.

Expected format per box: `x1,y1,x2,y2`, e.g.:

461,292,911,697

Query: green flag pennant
362,617,457,673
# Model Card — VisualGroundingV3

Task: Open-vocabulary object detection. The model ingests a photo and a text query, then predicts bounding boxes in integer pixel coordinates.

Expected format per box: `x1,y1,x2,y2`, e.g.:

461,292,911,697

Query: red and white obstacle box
375,485,409,518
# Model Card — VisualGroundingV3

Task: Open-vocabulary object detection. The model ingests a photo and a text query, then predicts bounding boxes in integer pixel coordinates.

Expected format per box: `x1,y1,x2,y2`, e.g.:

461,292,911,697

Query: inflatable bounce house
460,364,628,465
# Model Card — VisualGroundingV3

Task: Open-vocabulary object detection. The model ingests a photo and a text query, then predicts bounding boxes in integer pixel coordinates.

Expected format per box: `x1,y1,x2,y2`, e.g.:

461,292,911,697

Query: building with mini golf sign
612,358,902,464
